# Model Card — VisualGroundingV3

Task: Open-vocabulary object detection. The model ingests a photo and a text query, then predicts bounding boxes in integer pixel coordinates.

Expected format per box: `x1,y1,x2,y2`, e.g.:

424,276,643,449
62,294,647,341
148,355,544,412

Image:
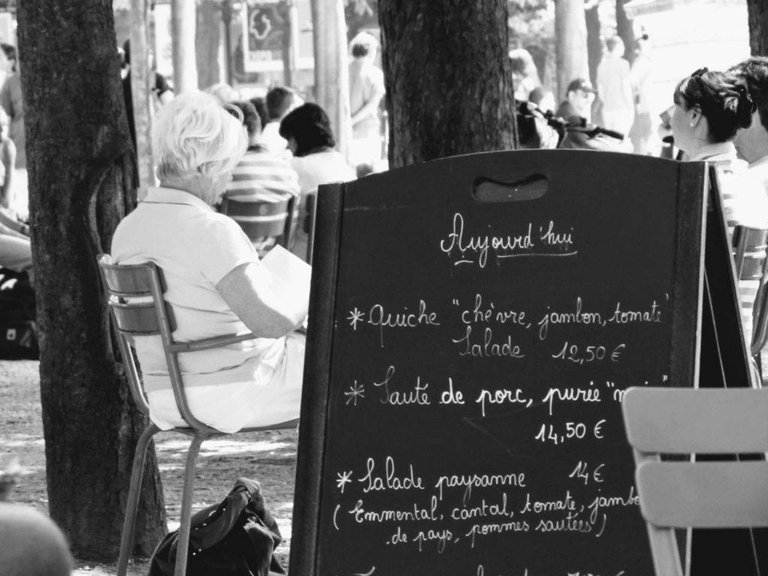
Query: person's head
1,44,16,73
205,82,240,104
605,36,624,58
529,87,555,114
279,103,336,157
249,96,269,129
730,57,768,163
350,31,378,60
0,503,73,576
266,86,298,122
153,91,248,205
229,100,261,144
670,67,753,156
509,48,540,99
566,78,596,118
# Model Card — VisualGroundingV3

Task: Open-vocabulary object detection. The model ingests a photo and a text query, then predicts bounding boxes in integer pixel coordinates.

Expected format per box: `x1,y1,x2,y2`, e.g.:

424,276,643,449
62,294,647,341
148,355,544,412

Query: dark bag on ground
0,269,37,359
148,477,286,576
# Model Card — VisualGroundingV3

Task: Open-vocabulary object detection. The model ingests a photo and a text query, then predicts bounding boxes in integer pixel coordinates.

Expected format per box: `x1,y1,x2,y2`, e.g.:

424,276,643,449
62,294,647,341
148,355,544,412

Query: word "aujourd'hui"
439,212,577,268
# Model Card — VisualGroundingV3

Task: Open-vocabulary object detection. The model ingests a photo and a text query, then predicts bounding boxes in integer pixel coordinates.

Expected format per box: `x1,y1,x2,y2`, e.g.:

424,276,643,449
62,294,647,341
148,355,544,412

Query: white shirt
111,186,288,431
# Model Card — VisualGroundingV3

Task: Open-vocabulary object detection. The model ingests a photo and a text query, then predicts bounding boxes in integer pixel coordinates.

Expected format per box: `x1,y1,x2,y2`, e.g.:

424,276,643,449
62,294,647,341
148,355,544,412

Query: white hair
153,91,247,183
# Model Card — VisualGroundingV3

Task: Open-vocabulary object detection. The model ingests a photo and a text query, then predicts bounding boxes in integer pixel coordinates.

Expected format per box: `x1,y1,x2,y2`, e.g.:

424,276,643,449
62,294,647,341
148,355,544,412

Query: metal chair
732,225,768,384
97,254,298,576
622,387,768,576
219,196,297,256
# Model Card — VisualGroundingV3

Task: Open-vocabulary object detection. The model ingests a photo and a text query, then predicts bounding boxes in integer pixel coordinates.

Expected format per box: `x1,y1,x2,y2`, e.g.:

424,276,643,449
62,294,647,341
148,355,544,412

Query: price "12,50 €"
534,419,606,445
551,342,626,364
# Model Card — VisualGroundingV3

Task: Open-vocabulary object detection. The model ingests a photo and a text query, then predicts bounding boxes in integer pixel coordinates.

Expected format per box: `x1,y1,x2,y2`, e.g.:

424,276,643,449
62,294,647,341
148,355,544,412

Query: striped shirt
224,146,300,204
694,143,768,349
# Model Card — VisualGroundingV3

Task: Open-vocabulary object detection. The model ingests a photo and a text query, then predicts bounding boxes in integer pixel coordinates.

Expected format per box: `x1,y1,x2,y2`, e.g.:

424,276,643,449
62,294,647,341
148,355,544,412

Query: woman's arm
1,139,15,205
217,262,307,338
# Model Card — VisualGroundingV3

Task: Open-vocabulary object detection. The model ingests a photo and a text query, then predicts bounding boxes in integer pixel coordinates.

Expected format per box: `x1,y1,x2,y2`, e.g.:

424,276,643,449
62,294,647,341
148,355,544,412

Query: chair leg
117,424,160,576
173,434,206,576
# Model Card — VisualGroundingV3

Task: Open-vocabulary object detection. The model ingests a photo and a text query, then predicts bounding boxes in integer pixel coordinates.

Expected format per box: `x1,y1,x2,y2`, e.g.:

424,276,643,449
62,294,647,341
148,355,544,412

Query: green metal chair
97,254,298,576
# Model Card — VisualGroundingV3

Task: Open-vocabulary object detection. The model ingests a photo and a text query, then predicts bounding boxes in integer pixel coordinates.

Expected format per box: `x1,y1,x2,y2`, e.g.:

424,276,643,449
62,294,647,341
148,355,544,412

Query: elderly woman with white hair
111,91,307,433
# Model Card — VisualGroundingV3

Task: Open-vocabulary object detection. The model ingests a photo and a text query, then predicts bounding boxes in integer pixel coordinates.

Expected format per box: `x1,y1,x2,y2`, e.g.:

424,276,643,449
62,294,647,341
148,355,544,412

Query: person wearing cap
555,78,596,122
349,31,385,171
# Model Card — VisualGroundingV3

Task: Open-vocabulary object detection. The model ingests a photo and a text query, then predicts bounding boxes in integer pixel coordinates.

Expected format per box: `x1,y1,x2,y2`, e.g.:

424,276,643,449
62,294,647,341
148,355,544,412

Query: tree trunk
615,0,634,63
196,0,222,90
378,0,517,169
585,1,601,87
555,0,589,101
311,0,351,157
747,0,768,56
130,0,155,199
17,0,166,560
172,0,198,92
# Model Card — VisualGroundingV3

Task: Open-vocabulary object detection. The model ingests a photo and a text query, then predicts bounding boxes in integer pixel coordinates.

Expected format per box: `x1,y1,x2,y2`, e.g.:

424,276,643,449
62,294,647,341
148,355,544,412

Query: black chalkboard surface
291,150,707,576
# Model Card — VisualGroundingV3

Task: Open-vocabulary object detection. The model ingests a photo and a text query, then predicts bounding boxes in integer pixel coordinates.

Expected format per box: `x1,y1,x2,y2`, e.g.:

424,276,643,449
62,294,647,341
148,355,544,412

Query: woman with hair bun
670,68,768,347
111,91,308,433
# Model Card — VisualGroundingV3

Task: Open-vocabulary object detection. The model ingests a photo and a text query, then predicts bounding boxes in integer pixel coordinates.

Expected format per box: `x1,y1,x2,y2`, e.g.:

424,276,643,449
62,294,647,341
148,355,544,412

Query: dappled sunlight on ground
0,360,299,575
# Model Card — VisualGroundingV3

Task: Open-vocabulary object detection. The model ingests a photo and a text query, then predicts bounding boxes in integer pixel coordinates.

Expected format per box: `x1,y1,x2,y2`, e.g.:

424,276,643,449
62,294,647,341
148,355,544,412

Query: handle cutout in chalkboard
474,174,548,202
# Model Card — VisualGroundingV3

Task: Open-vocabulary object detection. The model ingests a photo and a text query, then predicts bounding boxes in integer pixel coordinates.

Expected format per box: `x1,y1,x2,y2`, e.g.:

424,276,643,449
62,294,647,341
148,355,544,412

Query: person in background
121,39,174,147
555,78,596,122
596,36,634,136
0,503,72,576
250,96,269,131
509,48,541,103
629,34,653,154
262,87,302,155
0,44,25,220
111,92,308,433
279,103,356,261
528,87,555,115
348,31,385,172
670,67,768,346
205,82,240,103
0,107,16,211
221,100,300,252
730,57,768,185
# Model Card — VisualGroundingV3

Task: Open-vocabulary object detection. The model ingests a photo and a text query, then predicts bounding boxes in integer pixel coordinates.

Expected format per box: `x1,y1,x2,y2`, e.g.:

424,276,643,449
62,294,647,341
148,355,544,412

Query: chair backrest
732,225,768,359
219,197,296,250
622,387,768,576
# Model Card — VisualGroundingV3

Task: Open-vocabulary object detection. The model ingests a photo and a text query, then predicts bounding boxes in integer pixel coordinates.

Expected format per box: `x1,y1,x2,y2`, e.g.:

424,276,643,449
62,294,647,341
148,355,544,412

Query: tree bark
747,0,768,56
17,0,166,560
311,0,351,157
130,0,155,199
378,0,517,169
172,0,198,92
615,0,635,63
555,0,589,101
585,1,601,87
196,0,222,90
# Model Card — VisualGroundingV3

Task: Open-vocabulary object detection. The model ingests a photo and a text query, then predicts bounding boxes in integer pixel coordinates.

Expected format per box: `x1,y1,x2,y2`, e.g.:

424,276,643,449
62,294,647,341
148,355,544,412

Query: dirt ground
0,359,298,576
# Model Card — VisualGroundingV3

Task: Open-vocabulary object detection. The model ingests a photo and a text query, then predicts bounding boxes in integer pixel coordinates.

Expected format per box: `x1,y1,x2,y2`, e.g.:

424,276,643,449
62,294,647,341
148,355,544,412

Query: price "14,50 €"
534,419,606,445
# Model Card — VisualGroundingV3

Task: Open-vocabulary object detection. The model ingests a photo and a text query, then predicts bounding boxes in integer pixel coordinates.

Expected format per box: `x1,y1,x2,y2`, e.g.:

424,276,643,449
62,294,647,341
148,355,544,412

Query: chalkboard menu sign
291,150,707,576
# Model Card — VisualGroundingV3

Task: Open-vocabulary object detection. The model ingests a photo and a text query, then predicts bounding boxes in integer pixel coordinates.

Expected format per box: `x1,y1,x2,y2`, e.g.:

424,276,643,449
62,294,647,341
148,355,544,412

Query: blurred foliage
508,0,552,48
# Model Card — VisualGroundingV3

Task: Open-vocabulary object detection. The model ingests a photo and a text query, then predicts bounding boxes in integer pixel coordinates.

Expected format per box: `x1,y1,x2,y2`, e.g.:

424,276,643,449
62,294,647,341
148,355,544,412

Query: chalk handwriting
439,212,578,268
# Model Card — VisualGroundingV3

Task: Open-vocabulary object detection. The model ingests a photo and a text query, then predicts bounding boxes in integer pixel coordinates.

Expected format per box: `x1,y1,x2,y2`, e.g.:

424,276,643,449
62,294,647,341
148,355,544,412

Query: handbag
148,477,286,576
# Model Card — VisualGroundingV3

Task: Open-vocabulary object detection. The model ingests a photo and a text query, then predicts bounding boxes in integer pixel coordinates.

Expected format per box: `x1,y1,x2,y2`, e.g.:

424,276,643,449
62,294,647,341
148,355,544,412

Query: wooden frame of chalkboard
291,150,707,576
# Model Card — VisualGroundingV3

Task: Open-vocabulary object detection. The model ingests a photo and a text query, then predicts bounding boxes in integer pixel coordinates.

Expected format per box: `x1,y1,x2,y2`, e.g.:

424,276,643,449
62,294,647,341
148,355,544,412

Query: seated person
555,78,596,123
111,92,308,433
221,100,300,253
279,103,356,261
0,205,32,280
